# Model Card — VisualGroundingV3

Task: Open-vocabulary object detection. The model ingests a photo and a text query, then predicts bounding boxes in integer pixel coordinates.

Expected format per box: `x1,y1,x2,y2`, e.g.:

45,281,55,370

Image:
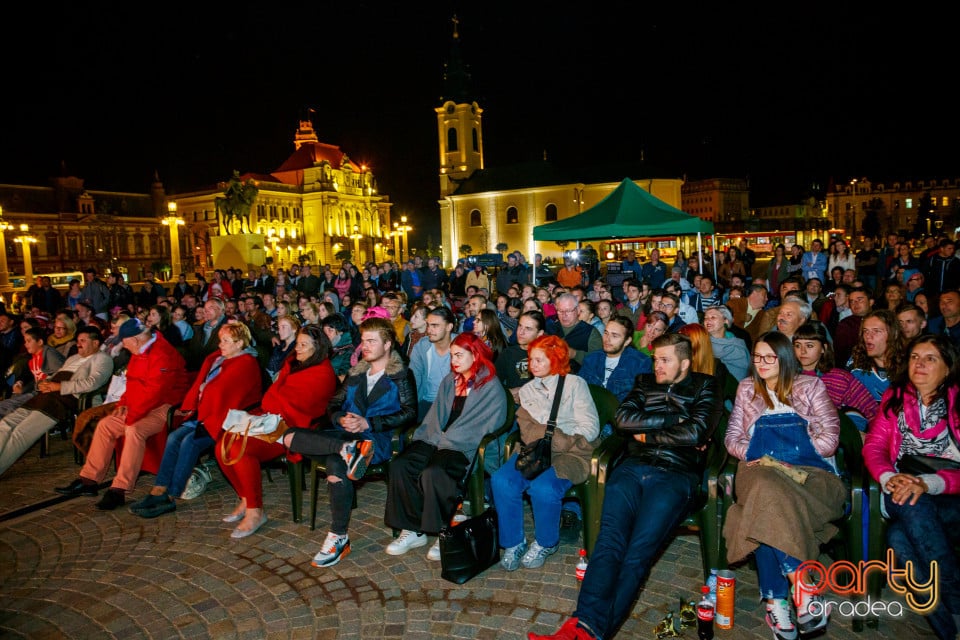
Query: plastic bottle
706,568,718,606
575,549,588,581
697,585,715,640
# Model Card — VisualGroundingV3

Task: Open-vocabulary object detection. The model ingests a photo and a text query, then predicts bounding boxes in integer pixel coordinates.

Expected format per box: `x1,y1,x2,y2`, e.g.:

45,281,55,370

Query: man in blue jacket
578,316,651,404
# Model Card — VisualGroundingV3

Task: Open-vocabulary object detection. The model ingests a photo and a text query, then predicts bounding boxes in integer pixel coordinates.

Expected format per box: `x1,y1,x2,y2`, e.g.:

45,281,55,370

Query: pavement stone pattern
0,438,938,639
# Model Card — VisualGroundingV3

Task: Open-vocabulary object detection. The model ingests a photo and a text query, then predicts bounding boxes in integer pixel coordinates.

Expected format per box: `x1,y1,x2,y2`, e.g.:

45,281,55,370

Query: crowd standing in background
2,233,960,640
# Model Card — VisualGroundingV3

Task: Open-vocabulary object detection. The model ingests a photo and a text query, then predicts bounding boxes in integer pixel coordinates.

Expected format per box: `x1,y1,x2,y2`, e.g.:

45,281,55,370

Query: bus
714,230,845,258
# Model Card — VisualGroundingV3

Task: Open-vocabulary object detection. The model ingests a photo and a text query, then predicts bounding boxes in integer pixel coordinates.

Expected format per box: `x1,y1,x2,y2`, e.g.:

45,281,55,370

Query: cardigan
411,369,506,464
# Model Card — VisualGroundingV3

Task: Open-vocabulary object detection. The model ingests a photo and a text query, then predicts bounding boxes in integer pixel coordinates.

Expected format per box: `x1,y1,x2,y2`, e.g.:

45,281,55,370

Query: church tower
436,16,483,198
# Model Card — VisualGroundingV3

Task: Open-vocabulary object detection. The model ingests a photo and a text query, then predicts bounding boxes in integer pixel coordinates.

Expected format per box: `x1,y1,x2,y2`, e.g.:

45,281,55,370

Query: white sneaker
311,532,350,568
385,529,427,555
426,539,441,561
765,598,798,640
180,464,212,500
795,584,830,634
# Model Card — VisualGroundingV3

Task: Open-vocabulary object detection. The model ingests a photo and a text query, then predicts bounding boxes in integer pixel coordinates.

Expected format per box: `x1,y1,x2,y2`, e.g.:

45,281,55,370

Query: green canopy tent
531,177,716,281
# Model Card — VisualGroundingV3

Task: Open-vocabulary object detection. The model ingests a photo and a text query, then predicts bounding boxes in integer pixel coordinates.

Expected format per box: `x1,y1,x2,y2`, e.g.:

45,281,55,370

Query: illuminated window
470,210,481,227
943,196,950,207
906,199,913,209
545,204,558,221
506,207,519,224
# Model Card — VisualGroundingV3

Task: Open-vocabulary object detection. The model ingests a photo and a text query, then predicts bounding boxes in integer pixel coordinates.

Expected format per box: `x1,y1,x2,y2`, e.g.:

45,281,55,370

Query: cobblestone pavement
0,438,937,639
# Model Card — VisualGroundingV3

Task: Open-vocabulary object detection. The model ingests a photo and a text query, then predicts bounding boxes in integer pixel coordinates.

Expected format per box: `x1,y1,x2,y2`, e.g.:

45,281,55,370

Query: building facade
436,23,684,268
0,174,175,284
172,119,393,273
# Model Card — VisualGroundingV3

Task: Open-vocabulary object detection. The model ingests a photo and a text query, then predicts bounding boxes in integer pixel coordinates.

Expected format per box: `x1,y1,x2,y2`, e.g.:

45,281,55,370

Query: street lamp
396,215,412,262
161,202,185,278
0,205,12,289
13,224,37,285
350,224,363,262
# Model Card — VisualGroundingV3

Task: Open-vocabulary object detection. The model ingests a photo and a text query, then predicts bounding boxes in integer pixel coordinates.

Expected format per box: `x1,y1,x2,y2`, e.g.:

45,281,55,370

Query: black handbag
438,508,499,584
515,375,565,480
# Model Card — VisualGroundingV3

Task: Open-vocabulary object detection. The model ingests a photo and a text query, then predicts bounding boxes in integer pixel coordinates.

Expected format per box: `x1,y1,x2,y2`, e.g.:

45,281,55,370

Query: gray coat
411,370,507,464
59,351,114,401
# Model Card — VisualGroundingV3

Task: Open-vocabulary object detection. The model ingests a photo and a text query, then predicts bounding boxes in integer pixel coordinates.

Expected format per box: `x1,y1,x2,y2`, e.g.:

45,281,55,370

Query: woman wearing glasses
724,331,846,640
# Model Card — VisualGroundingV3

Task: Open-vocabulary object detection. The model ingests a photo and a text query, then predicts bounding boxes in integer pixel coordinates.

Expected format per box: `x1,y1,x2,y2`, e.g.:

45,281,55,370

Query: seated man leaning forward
54,321,191,510
282,317,418,568
529,332,722,640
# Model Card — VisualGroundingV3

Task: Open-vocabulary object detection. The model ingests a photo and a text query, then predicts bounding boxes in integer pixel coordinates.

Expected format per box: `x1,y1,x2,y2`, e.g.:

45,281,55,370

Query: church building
436,20,684,269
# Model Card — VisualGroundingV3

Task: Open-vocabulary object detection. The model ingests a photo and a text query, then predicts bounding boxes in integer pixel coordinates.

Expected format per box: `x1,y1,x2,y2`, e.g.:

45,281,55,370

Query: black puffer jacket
615,371,722,483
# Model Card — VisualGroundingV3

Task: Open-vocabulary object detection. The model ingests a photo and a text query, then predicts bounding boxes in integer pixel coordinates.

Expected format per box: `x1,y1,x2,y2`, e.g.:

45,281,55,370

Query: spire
439,14,473,104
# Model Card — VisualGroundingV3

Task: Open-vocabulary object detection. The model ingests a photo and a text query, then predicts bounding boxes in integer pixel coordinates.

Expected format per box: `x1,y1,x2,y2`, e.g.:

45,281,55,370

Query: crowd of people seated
1,234,958,640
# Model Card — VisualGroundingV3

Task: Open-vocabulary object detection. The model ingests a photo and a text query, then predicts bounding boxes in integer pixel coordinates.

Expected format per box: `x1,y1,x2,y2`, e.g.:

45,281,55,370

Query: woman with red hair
382,333,508,560
492,334,600,571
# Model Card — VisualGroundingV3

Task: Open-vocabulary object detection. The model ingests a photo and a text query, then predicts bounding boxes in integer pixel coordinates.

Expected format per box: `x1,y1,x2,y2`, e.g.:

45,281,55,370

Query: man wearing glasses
657,292,686,334
546,293,602,373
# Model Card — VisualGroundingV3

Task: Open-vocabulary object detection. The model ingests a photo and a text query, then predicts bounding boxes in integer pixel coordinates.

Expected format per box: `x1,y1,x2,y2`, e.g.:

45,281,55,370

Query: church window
545,203,558,221
470,209,481,226
447,128,458,152
506,207,519,225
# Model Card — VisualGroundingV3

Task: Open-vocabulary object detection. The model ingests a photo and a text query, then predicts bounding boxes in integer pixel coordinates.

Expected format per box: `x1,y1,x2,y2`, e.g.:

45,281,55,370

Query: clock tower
436,15,483,198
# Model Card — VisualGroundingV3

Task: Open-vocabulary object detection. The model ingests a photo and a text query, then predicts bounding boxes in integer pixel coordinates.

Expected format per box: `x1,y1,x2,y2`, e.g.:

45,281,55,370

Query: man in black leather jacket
530,332,722,640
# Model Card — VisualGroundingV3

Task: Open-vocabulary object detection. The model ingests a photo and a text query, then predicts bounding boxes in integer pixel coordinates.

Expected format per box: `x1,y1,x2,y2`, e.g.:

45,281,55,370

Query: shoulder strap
545,375,565,435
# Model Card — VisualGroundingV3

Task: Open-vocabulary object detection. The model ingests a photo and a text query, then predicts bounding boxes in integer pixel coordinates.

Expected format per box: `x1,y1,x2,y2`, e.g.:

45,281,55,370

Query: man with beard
529,332,721,640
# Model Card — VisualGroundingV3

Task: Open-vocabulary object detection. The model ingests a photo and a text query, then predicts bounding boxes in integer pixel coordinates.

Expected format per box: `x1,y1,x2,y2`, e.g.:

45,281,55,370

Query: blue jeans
574,461,695,639
491,453,572,549
755,544,802,600
154,420,214,498
885,492,960,640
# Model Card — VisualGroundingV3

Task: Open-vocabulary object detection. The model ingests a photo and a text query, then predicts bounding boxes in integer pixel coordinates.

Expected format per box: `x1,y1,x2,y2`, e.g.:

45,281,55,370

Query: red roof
274,142,360,173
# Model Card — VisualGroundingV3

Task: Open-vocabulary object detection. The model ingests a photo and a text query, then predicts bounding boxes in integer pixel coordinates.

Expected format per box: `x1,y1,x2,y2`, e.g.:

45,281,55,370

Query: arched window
470,210,481,227
545,203,558,221
447,127,458,152
506,206,519,225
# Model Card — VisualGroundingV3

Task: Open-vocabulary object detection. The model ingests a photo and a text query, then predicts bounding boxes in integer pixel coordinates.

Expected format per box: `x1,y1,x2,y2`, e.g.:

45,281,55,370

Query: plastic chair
464,387,515,517
308,425,415,531
502,384,620,558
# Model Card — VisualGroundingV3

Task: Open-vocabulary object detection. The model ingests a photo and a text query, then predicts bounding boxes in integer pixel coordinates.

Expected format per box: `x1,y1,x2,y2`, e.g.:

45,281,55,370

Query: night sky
3,2,957,245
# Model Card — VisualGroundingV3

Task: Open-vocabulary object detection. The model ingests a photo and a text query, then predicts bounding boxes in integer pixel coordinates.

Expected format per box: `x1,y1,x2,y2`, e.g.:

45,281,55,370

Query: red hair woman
491,334,600,572
382,333,507,559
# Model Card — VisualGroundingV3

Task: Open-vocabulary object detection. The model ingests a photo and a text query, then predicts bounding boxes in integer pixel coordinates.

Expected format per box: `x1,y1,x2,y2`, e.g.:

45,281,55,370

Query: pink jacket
863,386,960,494
726,375,840,461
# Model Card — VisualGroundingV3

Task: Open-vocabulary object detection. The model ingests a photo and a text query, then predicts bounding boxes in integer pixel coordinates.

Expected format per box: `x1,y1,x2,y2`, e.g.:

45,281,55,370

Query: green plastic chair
464,387,515,517
502,384,620,558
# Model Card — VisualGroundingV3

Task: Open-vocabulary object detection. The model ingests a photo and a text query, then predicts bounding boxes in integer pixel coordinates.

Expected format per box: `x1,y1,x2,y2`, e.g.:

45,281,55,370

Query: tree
459,244,473,257
555,240,570,252
334,249,353,262
495,242,509,255
912,192,938,238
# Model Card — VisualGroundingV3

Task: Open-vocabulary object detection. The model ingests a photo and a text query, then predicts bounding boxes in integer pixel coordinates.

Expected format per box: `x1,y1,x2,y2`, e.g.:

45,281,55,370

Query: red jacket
119,332,191,425
261,358,337,429
181,350,264,439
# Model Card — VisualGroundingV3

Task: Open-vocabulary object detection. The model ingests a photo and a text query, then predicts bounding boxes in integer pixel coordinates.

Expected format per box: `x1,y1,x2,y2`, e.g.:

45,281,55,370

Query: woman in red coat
129,322,263,518
218,325,338,538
